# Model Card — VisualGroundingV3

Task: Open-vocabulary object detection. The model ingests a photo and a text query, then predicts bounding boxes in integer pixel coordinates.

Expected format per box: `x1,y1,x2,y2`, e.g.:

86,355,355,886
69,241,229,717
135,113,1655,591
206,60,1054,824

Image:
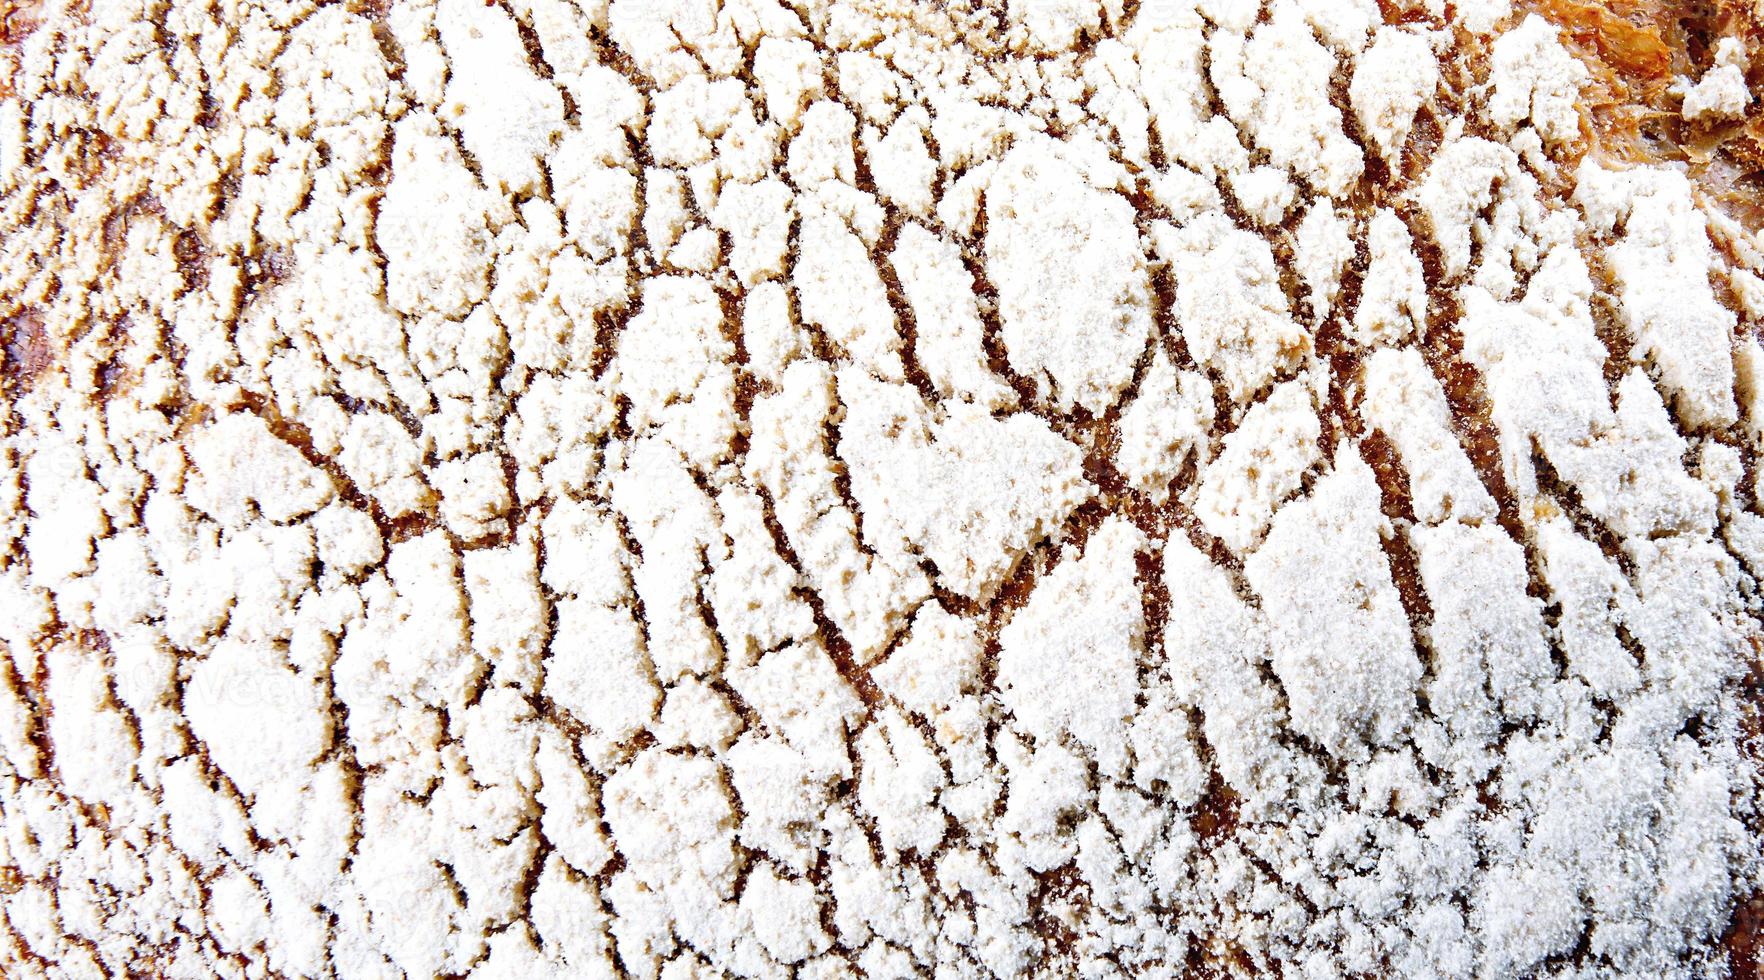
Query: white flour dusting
0,0,1761,977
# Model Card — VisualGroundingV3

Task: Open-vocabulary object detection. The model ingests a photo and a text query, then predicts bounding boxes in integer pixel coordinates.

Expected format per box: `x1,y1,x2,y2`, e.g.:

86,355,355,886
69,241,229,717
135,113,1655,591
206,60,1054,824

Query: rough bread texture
0,0,1762,977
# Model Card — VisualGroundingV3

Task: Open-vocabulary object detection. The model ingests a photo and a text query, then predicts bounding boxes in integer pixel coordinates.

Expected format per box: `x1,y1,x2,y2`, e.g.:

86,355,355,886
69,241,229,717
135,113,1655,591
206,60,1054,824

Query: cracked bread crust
1,0,1763,977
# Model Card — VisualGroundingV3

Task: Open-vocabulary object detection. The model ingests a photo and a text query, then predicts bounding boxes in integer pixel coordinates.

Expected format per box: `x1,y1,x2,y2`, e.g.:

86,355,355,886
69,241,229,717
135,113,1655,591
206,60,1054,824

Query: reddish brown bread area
1523,0,1764,228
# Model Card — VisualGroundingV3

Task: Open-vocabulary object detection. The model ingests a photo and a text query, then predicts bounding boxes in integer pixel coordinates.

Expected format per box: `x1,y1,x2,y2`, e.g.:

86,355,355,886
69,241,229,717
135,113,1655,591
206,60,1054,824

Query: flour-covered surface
1,0,1762,976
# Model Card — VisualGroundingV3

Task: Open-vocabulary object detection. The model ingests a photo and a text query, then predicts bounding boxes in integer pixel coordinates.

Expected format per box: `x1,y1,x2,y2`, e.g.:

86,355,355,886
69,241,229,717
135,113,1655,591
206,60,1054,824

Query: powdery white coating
1535,516,1642,698
1485,14,1587,147
1245,450,1422,759
560,164,640,266
1131,14,1256,193
651,75,746,169
543,507,659,742
1740,334,1764,447
1456,245,1613,502
654,676,742,751
610,438,725,681
1292,201,1354,321
1220,1,1364,198
185,412,333,528
506,372,619,504
753,35,825,127
1194,379,1321,551
1411,135,1544,285
45,645,140,805
1115,347,1216,501
188,639,334,796
836,369,1092,601
1085,39,1156,168
1350,26,1439,166
986,140,1155,414
1575,159,1740,429
745,862,832,963
378,112,499,320
1553,370,1719,541
857,706,949,854
795,210,906,381
873,602,984,716
1291,0,1379,53
461,533,545,690
431,451,512,539
930,93,1021,171
1360,345,1498,525
740,280,808,385
725,732,828,874
1156,212,1310,405
729,639,864,779
601,747,743,960
746,361,929,662
708,485,817,663
1007,0,1104,53
867,110,937,218
435,0,565,195
1350,208,1428,347
1411,520,1553,766
1624,534,1746,722
997,518,1148,777
712,178,796,286
1462,247,1723,546
1455,0,1513,32
1163,536,1320,813
3,1,1761,977
1680,37,1753,122
614,275,739,471
889,221,1017,410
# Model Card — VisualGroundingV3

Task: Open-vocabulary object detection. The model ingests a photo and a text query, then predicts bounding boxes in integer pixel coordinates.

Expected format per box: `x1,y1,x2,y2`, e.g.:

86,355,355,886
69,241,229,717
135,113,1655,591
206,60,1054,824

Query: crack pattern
0,0,1762,978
